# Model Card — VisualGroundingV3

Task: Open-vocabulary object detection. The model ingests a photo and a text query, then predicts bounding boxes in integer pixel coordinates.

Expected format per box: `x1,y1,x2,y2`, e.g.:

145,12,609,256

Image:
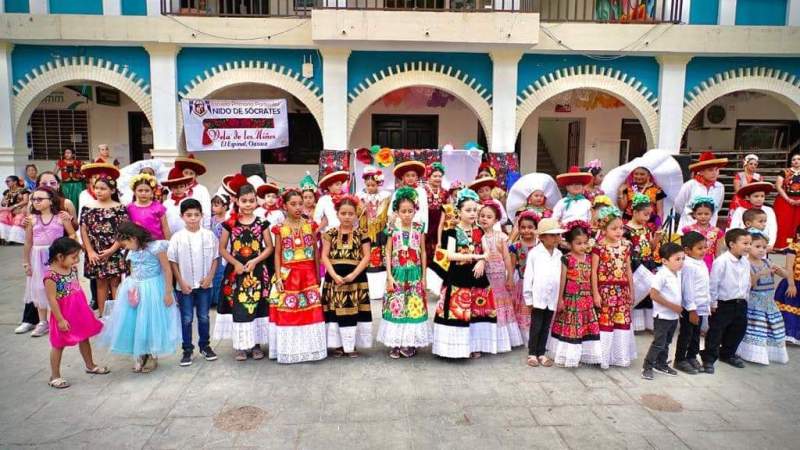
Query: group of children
12,150,800,389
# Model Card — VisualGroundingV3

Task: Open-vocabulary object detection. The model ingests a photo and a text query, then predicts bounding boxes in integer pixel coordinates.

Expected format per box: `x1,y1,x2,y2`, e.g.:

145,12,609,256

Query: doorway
128,111,153,162
620,119,647,164
372,114,438,149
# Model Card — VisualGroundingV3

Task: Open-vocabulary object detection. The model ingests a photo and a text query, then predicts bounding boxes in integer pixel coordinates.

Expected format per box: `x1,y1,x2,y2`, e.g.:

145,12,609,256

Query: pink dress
47,269,103,348
24,216,65,308
127,201,167,240
509,240,536,343
483,231,523,349
681,224,722,272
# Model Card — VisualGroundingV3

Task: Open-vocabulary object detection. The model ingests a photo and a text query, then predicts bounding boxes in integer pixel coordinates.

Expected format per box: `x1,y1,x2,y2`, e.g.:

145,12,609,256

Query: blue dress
736,258,788,364
100,241,180,357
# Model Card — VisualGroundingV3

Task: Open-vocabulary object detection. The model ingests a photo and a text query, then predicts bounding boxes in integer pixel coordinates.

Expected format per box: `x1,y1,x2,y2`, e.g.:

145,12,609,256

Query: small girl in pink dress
45,237,107,389
126,173,170,240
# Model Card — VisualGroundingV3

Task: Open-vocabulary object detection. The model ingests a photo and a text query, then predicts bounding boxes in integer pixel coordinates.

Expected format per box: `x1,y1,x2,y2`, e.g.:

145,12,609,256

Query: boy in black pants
673,232,711,374
642,243,685,380
700,229,752,374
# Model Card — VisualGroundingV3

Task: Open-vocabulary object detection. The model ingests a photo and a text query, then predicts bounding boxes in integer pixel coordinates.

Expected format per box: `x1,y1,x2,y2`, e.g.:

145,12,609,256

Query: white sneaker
14,322,35,334
31,321,49,337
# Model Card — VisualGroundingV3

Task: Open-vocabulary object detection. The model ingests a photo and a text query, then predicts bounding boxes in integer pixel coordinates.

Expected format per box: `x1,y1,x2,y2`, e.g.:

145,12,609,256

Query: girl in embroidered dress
433,188,497,359
0,175,29,244
127,173,170,240
776,226,800,344
299,173,318,221
45,238,106,389
625,193,661,332
321,195,372,357
214,183,272,361
24,187,76,338
509,211,539,343
548,221,602,367
54,148,83,212
79,163,128,317
737,231,789,364
680,196,723,272
592,206,636,369
480,200,521,351
101,222,180,373
425,163,449,266
270,189,327,363
356,166,391,301
377,187,432,358
617,167,666,225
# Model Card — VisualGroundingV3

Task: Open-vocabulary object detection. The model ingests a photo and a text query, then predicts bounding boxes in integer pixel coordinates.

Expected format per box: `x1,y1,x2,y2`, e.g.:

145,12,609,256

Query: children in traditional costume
673,152,727,230
356,166,391,301
552,167,593,226
314,170,349,233
680,196,722,271
391,161,429,232
173,155,211,229
624,193,661,332
776,227,800,344
509,211,539,343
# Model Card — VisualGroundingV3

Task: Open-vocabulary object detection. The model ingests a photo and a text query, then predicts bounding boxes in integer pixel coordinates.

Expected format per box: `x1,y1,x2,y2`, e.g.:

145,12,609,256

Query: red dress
775,168,800,250
593,240,632,332
425,184,449,267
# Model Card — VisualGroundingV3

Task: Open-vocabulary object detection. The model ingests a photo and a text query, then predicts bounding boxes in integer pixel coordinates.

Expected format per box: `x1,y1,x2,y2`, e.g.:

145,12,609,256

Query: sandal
235,350,248,361
332,348,345,358
527,356,540,367
85,365,111,375
251,346,265,360
348,351,361,358
399,347,415,358
470,352,482,359
133,355,149,373
389,348,401,359
48,378,70,389
539,356,553,367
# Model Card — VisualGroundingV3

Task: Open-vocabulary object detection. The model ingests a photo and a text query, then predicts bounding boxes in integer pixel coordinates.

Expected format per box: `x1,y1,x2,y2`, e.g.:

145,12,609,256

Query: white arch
682,67,800,133
179,60,324,130
13,56,152,150
347,62,494,147
516,65,660,149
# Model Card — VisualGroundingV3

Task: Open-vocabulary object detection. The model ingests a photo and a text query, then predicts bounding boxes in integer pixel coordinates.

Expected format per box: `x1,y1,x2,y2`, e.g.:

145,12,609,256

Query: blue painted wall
5,0,30,13
689,0,718,24
122,0,147,15
11,45,151,88
348,51,493,98
49,0,104,14
517,54,660,98
685,57,800,96
178,48,323,95
735,0,787,25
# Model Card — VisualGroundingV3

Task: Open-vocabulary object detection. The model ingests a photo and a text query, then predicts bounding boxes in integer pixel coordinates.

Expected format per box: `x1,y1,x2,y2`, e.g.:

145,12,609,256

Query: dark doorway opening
372,114,439,149
128,111,153,163
620,119,647,164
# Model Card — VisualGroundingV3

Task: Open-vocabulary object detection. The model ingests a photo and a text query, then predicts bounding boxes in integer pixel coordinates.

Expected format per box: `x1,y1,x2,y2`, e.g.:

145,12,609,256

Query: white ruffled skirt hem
212,314,270,351
376,320,432,348
547,338,603,368
268,322,327,364
326,322,373,353
632,309,654,331
599,329,637,369
736,341,789,365
432,323,470,358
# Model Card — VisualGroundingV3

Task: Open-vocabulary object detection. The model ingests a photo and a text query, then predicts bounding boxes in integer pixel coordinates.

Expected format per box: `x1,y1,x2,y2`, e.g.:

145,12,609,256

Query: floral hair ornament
455,187,480,208
129,173,157,190
392,186,418,212
564,219,592,234
429,162,445,176
688,195,716,212
597,205,623,228
517,209,542,226
584,159,603,176
362,165,384,185
631,192,652,209
744,154,759,165
480,199,502,220
333,194,361,211
299,172,317,192
592,194,613,208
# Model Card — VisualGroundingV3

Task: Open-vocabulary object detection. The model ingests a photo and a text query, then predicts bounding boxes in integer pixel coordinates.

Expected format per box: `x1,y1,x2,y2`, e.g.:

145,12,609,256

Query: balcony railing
162,0,681,20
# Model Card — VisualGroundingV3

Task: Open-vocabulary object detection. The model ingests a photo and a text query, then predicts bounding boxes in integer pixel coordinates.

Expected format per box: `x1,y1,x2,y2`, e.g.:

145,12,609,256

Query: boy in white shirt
552,167,592,226
728,182,777,248
642,243,685,380
522,218,565,367
674,231,711,374
700,228,752,373
168,199,220,367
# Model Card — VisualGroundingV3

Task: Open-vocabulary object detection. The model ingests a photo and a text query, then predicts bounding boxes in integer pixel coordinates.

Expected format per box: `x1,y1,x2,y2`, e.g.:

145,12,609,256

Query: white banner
181,99,289,152
352,149,483,193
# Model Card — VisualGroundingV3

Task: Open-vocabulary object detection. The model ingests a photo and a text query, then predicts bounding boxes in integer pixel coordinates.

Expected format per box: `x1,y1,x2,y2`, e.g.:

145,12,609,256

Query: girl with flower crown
624,193,662,332
592,205,636,369
376,186,431,358
680,196,723,272
433,188,497,359
127,173,170,240
356,166,391,301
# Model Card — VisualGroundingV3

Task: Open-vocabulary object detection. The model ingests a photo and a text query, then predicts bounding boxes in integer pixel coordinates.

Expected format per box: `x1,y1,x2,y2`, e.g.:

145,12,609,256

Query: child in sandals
45,237,108,388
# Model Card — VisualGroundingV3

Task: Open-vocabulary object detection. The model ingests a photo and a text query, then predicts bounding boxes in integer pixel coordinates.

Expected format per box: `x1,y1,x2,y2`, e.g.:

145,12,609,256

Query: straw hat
737,181,774,197
536,218,566,235
318,170,350,191
174,154,207,176
556,166,593,187
393,160,425,178
80,162,119,180
469,176,498,192
689,151,728,172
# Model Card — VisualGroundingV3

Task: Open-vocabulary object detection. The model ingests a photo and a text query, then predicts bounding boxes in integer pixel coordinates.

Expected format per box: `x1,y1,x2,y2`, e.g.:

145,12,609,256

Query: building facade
0,0,799,185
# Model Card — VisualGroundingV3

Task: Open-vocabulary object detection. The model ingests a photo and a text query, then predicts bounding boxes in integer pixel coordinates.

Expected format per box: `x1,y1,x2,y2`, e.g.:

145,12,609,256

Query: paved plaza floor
1,246,799,449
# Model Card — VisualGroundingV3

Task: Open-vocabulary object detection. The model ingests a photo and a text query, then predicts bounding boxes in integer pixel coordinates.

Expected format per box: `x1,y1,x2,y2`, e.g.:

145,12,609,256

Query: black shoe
721,356,746,368
641,368,654,380
654,365,678,376
703,363,715,374
673,360,698,375
180,351,193,367
688,358,703,371
200,347,218,361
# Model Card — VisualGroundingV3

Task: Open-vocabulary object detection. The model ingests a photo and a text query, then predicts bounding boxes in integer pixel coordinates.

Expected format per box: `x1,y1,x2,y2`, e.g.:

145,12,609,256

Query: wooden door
372,114,438,149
